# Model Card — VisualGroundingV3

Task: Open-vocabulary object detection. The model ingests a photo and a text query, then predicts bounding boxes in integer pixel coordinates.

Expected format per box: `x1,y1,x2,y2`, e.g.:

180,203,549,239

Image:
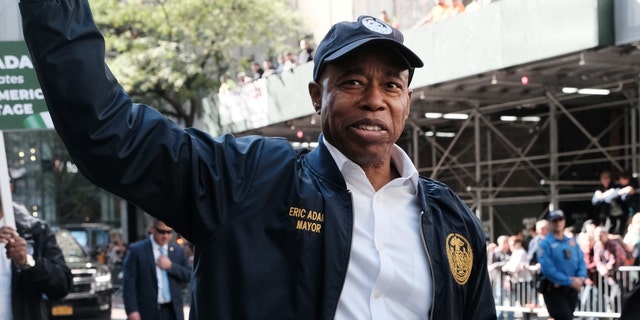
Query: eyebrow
337,66,405,79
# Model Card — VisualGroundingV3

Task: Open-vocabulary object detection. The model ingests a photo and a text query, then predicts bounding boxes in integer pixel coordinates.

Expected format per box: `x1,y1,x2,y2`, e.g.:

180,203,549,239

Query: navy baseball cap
312,15,424,83
547,210,565,222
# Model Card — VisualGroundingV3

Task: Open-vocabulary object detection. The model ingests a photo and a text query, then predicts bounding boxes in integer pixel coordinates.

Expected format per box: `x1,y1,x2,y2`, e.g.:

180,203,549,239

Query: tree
91,0,305,127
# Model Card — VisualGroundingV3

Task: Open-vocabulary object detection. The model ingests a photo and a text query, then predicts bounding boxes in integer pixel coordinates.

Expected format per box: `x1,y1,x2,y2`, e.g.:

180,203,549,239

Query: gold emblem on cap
446,233,473,285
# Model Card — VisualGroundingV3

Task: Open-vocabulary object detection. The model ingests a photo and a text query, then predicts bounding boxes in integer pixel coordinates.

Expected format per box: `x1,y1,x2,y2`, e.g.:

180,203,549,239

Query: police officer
538,209,586,320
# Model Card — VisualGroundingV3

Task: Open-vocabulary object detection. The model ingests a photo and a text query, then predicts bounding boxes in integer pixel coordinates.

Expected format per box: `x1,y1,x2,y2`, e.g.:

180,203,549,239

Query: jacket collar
302,134,347,190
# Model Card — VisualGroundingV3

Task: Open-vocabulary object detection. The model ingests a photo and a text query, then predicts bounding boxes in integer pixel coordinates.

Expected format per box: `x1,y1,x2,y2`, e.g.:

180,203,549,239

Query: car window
93,230,110,248
56,230,88,258
69,230,88,248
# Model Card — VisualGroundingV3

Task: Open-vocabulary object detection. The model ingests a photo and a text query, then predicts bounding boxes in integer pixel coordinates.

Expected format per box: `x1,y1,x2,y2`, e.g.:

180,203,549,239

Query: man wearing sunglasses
122,219,191,320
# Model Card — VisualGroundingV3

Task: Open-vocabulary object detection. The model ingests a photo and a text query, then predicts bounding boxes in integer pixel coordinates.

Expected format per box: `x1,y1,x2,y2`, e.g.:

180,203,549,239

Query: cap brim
324,38,424,69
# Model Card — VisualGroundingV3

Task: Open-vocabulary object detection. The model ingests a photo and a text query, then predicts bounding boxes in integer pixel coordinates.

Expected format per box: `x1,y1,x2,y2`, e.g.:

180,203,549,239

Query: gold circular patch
446,233,473,285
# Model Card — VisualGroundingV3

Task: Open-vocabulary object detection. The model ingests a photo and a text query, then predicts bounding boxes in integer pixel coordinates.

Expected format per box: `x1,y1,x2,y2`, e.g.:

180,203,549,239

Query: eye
386,82,401,89
343,79,362,87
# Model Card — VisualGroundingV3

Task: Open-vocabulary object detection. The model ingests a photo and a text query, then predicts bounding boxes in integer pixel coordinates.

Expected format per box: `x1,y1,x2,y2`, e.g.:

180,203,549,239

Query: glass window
3,130,118,226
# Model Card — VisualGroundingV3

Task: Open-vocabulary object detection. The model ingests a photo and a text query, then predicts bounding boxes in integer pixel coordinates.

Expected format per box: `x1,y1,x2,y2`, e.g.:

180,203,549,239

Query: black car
48,228,113,320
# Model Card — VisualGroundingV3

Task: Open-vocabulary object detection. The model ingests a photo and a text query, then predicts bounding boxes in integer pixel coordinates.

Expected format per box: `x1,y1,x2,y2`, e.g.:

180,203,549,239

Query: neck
552,230,564,240
362,162,400,191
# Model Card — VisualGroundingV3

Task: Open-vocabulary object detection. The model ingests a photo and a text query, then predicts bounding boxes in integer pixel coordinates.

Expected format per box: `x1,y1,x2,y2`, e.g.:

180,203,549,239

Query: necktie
159,247,171,302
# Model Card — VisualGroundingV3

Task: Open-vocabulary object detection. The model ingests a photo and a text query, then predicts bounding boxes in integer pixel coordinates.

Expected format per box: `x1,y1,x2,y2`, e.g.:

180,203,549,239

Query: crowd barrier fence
493,265,640,319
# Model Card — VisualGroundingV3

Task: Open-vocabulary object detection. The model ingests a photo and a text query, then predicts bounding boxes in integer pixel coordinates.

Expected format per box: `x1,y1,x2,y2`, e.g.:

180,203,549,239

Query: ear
405,89,413,119
308,81,322,113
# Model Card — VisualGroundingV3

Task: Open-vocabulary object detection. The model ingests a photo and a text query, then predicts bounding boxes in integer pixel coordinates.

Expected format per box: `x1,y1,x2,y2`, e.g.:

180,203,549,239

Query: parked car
47,227,113,320
60,223,112,263
61,223,125,289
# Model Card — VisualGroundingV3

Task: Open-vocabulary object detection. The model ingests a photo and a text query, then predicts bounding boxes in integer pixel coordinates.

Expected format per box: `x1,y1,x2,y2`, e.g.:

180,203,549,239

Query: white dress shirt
0,216,13,320
325,141,432,320
150,235,171,304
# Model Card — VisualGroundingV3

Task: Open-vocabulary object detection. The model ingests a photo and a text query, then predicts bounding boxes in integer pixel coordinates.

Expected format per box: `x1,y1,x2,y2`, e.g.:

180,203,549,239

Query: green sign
0,41,52,130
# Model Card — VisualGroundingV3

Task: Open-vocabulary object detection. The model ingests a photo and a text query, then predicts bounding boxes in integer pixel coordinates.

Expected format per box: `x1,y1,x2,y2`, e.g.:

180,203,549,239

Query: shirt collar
323,139,419,192
149,235,168,252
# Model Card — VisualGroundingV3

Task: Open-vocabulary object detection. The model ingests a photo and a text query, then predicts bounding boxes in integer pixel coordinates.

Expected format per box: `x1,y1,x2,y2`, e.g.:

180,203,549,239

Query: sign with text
0,41,53,130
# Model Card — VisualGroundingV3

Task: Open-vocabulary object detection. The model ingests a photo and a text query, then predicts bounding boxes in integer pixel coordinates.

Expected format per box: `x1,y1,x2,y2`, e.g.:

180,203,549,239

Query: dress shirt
0,216,12,320
325,141,432,320
150,236,171,304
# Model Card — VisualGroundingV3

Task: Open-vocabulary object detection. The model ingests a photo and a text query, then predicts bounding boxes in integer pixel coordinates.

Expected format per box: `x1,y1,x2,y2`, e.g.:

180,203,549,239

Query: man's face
620,177,630,186
151,221,173,246
309,46,412,168
550,218,566,233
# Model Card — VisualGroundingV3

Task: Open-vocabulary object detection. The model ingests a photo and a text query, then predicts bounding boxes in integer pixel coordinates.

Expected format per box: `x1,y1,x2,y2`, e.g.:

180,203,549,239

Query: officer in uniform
538,209,587,320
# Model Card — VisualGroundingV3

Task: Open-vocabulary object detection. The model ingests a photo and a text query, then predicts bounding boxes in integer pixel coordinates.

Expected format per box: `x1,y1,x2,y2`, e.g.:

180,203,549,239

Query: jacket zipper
419,210,435,320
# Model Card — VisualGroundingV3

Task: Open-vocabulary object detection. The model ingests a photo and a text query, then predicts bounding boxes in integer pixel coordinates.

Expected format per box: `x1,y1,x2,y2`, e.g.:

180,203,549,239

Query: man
592,170,625,234
538,210,586,320
618,170,639,220
527,219,549,267
250,61,264,80
122,219,191,320
0,199,72,319
19,2,495,318
298,39,314,64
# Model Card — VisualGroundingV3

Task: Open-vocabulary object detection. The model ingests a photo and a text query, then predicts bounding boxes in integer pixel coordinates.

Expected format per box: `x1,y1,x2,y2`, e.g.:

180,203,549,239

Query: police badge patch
446,233,473,285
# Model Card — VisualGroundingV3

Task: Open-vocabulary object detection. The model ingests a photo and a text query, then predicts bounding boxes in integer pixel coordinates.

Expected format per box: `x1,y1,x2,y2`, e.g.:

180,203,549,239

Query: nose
360,83,386,111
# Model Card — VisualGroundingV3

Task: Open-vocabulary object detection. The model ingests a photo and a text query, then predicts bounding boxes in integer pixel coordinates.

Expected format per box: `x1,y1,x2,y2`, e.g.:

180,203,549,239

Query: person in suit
122,219,191,320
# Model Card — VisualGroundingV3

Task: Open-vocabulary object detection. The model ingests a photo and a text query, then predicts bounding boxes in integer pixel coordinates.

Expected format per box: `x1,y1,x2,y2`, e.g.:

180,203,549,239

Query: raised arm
19,0,201,238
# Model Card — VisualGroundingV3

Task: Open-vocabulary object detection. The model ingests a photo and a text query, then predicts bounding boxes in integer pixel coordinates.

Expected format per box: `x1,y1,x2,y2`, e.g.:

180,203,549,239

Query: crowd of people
412,0,496,27
488,169,640,319
221,0,505,92
220,0,508,93
218,38,315,94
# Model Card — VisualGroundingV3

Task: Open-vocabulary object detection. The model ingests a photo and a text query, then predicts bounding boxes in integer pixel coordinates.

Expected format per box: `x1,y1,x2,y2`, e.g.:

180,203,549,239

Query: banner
0,41,53,130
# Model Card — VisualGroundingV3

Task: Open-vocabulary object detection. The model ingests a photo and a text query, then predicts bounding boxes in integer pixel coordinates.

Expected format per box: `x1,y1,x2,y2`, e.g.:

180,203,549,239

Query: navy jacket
19,0,496,318
11,203,72,320
122,238,191,320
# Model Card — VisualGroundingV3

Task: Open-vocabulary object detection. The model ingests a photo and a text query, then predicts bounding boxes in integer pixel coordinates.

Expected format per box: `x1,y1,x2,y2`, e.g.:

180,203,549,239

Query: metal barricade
493,266,640,319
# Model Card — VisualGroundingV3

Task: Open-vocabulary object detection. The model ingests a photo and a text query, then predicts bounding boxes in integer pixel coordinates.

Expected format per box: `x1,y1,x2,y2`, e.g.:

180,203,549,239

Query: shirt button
375,195,382,203
374,291,382,299
377,243,384,251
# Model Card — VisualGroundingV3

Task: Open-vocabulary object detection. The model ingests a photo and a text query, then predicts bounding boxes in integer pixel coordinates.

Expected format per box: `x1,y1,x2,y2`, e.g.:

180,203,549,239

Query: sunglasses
154,226,173,235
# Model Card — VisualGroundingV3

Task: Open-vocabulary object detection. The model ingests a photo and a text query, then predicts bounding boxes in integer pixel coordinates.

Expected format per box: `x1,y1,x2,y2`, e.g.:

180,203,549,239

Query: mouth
349,120,389,140
354,124,383,132
351,119,389,132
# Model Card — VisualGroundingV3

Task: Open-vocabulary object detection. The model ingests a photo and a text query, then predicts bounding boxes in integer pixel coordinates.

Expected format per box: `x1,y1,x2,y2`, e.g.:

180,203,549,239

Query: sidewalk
111,290,190,320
